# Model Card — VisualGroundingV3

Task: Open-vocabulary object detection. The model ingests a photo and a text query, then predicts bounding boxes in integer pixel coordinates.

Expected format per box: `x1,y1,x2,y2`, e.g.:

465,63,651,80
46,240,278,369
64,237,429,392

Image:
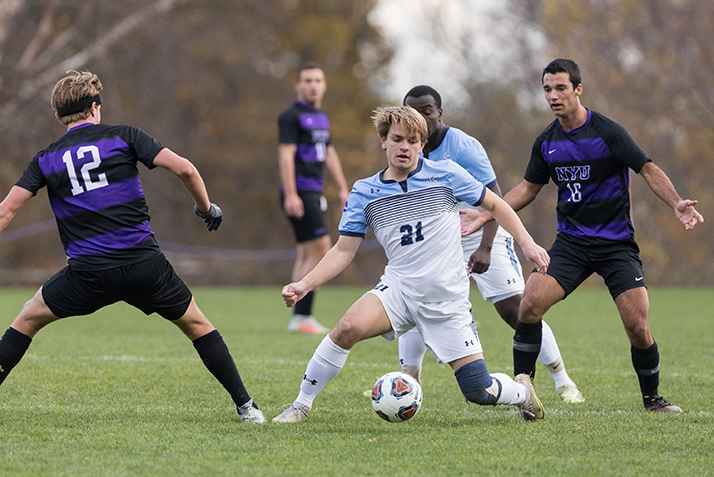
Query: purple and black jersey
278,101,331,193
525,109,650,245
16,123,164,270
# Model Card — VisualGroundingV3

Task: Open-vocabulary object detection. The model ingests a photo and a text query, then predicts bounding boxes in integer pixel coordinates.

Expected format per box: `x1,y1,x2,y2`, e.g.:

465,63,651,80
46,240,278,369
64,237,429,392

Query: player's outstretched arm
639,162,704,230
282,235,362,307
460,179,544,236
0,186,34,236
479,189,549,273
153,148,222,231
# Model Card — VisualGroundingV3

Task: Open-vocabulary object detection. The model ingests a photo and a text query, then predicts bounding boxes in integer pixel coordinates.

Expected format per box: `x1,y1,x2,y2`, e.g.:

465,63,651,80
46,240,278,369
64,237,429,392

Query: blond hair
371,106,428,142
51,70,103,126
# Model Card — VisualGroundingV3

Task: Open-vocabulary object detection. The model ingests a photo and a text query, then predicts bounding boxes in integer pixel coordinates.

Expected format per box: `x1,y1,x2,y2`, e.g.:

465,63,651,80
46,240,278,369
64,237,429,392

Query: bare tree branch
18,0,189,99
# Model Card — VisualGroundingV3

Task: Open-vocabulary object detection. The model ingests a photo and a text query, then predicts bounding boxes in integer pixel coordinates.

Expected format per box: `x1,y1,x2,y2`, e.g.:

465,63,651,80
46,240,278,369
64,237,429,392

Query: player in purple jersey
462,59,703,412
0,70,266,423
399,85,584,403
278,62,349,335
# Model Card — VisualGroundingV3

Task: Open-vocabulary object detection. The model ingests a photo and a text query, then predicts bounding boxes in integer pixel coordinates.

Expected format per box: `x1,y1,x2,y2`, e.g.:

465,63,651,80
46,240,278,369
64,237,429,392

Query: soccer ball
370,371,422,423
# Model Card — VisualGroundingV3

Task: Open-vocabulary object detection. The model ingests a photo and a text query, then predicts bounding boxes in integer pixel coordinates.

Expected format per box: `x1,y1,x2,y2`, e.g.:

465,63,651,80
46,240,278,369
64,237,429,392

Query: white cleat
515,374,545,421
238,399,267,423
272,403,311,423
287,315,330,335
557,383,585,403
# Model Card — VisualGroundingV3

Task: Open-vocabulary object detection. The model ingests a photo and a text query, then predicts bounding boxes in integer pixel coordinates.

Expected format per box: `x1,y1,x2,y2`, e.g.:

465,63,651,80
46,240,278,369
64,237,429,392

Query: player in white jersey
400,85,584,403
273,106,550,423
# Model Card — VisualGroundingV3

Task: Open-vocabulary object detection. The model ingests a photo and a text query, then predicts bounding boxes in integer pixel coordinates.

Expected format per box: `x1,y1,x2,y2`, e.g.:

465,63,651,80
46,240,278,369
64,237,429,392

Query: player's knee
329,319,360,349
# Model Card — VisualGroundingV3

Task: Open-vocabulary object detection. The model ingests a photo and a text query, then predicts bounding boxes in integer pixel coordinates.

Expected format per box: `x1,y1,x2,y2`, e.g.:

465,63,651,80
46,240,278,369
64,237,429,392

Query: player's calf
454,359,500,405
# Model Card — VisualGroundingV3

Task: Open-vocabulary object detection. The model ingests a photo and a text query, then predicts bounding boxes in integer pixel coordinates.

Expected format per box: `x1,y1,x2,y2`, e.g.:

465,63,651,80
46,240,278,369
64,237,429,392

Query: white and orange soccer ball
370,371,422,423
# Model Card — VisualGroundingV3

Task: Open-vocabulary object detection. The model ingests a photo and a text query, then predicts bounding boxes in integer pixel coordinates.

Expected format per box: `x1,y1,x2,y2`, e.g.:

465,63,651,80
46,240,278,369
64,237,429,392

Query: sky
368,0,548,112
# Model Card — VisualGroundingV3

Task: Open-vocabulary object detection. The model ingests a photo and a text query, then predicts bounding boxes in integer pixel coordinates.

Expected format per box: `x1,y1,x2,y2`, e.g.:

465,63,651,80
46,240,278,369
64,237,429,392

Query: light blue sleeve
451,131,498,188
446,161,486,207
338,182,368,237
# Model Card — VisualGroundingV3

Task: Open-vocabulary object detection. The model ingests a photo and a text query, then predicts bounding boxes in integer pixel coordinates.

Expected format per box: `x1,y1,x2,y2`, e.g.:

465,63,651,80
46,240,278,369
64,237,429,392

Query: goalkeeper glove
194,203,223,231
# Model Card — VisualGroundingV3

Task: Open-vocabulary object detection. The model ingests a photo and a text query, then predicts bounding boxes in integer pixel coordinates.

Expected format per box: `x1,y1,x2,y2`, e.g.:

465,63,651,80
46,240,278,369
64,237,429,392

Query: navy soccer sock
454,359,500,405
513,320,542,378
193,330,251,408
631,341,660,397
294,291,315,316
0,327,32,386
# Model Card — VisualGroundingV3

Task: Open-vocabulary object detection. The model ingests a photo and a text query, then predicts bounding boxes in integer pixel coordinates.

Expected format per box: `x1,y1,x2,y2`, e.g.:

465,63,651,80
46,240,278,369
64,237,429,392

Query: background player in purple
0,70,266,423
278,62,349,335
462,58,703,412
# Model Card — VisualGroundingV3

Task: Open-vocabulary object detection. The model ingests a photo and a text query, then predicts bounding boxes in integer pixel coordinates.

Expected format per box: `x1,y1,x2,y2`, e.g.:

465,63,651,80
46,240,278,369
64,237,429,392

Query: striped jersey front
339,158,486,302
16,123,163,269
525,109,650,245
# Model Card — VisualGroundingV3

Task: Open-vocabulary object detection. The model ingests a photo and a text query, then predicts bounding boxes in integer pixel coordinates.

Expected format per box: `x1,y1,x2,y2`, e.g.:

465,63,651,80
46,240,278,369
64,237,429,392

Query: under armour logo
465,340,474,346
303,374,317,385
429,176,439,182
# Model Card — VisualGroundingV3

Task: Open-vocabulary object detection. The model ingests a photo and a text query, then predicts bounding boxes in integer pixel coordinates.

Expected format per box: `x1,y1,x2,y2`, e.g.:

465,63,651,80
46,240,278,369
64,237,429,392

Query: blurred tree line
424,0,712,286
0,0,711,287
0,0,391,286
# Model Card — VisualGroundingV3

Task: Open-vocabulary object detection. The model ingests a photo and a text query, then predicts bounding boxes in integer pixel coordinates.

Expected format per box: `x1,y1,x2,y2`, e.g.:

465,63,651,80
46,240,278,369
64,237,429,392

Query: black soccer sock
193,329,251,408
0,327,32,386
631,341,660,397
513,320,542,379
294,290,315,316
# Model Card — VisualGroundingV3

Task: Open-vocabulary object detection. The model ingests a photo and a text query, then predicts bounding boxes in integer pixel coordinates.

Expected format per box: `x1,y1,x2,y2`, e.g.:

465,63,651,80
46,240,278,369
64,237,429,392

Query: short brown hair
371,106,428,142
297,62,322,81
51,70,103,126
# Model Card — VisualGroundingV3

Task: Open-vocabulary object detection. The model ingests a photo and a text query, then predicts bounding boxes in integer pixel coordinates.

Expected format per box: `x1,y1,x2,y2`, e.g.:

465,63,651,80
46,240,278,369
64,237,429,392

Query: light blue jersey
339,158,486,302
425,127,497,189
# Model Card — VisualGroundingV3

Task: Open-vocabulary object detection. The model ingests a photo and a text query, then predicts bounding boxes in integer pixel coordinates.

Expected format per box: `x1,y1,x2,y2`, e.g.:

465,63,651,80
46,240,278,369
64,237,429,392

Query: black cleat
643,395,682,413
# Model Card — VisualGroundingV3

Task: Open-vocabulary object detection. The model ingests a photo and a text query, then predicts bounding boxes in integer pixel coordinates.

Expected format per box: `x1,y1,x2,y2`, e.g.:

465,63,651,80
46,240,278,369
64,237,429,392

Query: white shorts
461,226,525,303
367,273,483,364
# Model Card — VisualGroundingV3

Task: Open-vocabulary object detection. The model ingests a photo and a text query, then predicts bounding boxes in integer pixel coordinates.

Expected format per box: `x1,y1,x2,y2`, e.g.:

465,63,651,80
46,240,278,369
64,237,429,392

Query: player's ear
380,136,387,149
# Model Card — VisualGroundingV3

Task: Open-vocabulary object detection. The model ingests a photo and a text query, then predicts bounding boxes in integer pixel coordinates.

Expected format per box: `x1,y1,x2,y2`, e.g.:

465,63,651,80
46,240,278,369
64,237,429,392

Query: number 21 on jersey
62,145,109,196
400,221,424,246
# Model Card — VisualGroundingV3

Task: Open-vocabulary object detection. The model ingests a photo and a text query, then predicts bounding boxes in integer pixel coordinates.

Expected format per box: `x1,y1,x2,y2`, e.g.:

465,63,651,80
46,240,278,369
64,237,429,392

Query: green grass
0,286,712,476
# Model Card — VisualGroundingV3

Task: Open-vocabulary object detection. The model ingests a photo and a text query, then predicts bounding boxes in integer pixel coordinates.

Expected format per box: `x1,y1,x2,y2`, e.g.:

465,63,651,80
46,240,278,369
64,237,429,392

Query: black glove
194,203,223,231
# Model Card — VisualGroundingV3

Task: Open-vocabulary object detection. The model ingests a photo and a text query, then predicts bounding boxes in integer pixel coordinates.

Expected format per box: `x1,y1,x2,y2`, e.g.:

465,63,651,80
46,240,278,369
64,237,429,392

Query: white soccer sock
294,335,350,408
491,372,528,405
398,328,427,367
538,321,574,388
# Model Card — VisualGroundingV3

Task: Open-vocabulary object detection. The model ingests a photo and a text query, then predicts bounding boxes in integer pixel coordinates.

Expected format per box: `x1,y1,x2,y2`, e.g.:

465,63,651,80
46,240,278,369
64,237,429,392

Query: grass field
0,286,712,476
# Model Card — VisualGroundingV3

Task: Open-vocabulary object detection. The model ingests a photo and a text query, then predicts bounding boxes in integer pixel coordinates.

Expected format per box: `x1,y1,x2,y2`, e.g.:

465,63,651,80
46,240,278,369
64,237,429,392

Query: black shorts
42,254,192,320
281,190,328,243
546,233,646,299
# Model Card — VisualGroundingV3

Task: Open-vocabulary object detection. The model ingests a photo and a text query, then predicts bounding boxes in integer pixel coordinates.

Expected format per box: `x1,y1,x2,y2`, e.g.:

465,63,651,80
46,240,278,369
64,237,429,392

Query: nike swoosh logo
635,277,644,281
549,149,557,154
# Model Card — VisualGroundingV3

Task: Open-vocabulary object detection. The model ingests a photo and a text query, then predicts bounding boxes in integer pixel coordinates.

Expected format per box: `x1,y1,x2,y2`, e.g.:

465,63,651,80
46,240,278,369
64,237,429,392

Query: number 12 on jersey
62,145,109,196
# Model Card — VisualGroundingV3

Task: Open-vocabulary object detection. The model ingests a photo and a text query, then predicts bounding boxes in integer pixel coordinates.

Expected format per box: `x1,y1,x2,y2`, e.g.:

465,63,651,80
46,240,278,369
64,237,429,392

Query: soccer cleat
643,395,682,413
237,399,267,423
272,402,311,423
515,373,545,421
557,383,585,403
287,315,330,335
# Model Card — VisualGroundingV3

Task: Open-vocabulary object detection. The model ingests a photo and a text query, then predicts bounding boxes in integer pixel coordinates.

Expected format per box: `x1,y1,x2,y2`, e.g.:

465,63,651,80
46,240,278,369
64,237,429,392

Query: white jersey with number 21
338,158,486,303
